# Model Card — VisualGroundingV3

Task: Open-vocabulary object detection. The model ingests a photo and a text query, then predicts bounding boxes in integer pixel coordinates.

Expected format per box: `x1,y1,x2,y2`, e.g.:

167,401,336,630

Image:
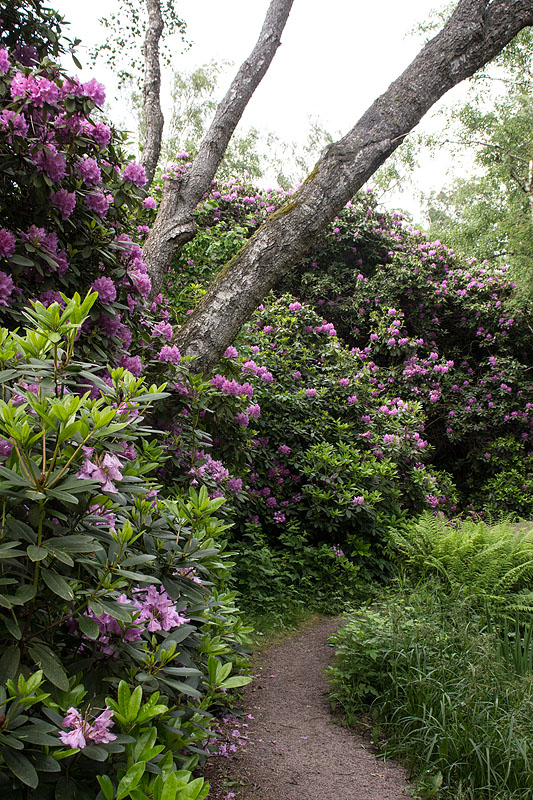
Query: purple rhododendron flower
50,188,76,220
122,161,147,187
142,196,157,209
133,585,190,632
131,270,151,297
120,355,142,377
352,496,364,506
0,438,12,460
305,388,317,397
0,271,14,307
77,450,123,493
78,157,102,186
0,229,15,259
91,276,116,304
33,146,66,182
223,345,238,358
89,121,111,147
152,321,173,340
85,191,112,217
158,345,181,364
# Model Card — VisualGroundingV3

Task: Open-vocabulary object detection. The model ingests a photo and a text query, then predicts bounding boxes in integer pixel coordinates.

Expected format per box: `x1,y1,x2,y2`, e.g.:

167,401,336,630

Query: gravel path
203,616,410,800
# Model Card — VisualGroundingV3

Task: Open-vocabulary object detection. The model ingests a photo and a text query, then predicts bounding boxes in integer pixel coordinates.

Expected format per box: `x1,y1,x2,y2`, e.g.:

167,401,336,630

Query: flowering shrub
160,181,532,519
0,295,250,797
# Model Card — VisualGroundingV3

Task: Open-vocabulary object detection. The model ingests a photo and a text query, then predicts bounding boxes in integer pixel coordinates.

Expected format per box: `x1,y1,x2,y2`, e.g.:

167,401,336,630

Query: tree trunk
143,0,295,298
141,0,165,188
172,0,533,373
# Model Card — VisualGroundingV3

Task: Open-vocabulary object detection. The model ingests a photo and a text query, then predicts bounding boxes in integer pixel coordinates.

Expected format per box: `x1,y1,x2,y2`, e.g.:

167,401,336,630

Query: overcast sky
52,0,468,219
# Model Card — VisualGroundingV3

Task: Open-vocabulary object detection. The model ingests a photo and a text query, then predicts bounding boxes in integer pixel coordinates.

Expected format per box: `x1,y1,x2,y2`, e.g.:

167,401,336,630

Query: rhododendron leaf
28,644,69,690
77,614,99,640
41,568,74,601
1,747,38,788
32,753,61,773
220,675,252,689
81,745,109,761
0,645,20,683
99,599,134,622
9,254,34,267
97,774,114,800
116,761,146,800
26,544,43,561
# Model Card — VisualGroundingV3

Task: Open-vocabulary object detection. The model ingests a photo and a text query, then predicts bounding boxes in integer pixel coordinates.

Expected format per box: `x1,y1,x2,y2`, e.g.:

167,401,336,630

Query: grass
328,578,533,799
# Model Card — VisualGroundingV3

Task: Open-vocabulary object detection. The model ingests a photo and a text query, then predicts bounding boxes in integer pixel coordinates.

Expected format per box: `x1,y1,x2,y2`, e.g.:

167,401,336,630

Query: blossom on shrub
51,188,76,220
59,706,116,748
77,449,123,493
122,161,147,187
91,276,116,304
158,344,181,364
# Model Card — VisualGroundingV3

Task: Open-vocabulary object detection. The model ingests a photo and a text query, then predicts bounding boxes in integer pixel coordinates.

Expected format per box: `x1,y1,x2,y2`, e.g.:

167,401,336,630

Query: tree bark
141,0,165,188
172,0,533,373
143,0,295,297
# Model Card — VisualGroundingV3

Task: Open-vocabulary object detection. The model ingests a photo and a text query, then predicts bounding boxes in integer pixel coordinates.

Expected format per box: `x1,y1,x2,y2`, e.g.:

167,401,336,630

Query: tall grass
328,580,533,799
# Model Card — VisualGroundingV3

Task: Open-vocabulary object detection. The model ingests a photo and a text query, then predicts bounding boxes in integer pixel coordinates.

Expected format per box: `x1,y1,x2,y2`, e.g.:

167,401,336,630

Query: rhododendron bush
159,184,532,523
0,295,248,798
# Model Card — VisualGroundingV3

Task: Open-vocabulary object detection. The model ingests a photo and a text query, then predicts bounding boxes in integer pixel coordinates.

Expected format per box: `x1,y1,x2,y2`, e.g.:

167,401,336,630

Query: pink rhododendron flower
142,196,157,209
59,706,116,749
82,78,106,106
0,48,10,74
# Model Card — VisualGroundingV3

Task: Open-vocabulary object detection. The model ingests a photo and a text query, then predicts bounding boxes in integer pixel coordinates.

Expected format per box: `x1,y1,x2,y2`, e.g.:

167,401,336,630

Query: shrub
0,294,250,798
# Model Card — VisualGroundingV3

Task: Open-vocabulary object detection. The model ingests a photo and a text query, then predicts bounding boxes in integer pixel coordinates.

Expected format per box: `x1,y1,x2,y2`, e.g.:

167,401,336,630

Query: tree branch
143,0,295,296
172,0,533,373
141,0,165,188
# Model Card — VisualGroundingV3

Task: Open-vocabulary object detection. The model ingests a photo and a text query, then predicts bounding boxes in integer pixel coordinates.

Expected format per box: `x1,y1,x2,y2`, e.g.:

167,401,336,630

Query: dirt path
203,616,410,800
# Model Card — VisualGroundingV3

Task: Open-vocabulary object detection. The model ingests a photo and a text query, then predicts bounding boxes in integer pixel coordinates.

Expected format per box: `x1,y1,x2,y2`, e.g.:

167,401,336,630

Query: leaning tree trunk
141,0,165,188
143,0,295,297
170,0,533,373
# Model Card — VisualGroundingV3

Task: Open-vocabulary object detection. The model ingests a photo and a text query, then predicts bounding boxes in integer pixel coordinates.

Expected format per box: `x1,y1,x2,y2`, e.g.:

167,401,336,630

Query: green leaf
41,568,74,601
97,774,114,800
9,254,35,267
0,646,20,683
17,726,60,746
81,745,109,761
116,761,146,800
27,545,48,562
127,685,142,722
28,644,69,690
220,675,252,689
1,747,38,788
77,614,100,640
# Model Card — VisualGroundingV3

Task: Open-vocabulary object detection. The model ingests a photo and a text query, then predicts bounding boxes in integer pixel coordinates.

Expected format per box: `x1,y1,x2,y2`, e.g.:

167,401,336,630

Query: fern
390,514,533,615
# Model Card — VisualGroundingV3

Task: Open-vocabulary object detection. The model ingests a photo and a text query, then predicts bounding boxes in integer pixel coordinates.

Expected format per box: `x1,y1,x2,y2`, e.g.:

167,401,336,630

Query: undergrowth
329,517,533,799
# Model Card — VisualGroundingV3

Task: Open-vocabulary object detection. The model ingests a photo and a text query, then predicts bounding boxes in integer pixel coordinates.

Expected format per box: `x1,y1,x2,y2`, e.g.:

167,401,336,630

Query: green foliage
228,521,368,623
0,295,251,797
388,514,533,614
329,581,533,799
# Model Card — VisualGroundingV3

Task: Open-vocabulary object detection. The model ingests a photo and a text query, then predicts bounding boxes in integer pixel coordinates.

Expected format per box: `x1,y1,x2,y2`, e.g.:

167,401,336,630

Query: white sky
52,0,471,219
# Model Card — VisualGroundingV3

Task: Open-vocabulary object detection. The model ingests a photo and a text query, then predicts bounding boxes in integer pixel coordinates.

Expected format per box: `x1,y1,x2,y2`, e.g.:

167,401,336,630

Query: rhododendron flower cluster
59,706,116,748
77,449,123,493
